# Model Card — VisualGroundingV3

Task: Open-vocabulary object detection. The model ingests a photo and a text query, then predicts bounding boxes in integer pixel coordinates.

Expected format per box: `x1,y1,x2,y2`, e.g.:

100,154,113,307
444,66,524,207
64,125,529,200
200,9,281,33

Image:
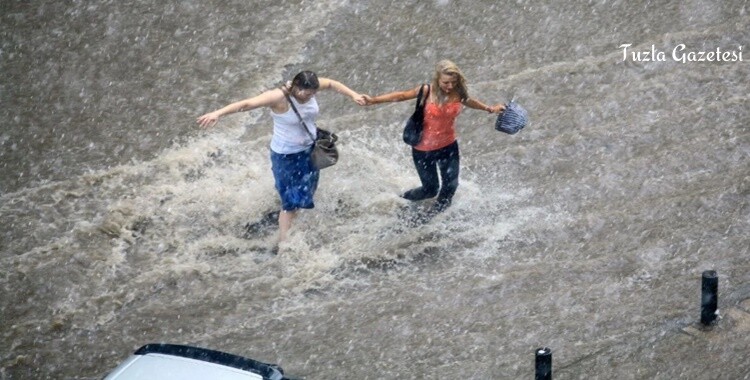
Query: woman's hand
488,104,506,114
197,111,221,128
352,93,368,106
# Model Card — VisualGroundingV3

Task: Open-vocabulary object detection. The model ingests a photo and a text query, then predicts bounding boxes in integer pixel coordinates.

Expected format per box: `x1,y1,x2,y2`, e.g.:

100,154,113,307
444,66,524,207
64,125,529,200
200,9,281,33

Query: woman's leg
270,148,316,244
434,142,460,212
278,209,297,242
403,148,440,201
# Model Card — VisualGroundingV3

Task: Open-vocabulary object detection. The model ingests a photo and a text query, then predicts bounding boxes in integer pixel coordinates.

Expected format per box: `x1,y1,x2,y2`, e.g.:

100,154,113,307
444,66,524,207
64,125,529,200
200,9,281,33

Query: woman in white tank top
197,71,366,248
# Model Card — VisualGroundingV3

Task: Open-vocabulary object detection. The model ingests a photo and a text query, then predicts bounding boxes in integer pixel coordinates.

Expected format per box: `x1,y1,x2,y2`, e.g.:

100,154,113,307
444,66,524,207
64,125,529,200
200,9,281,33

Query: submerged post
701,270,718,325
535,347,552,380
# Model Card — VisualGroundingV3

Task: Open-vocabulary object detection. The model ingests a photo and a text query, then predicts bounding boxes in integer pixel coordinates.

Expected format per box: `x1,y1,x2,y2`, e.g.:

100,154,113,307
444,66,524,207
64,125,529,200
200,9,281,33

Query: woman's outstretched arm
464,97,505,114
196,89,285,128
363,85,422,105
319,77,367,105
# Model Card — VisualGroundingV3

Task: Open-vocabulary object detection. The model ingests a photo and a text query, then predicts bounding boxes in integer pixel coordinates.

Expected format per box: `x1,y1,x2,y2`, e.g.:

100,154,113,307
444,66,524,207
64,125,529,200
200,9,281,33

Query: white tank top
270,96,319,154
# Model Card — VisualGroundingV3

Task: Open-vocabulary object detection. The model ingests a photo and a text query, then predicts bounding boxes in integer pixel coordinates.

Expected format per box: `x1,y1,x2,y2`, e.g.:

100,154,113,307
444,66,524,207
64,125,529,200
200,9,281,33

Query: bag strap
283,90,316,142
415,84,431,110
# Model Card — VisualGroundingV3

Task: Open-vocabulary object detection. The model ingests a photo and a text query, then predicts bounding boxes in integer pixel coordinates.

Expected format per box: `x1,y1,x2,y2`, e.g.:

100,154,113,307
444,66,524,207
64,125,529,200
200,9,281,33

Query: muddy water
1,1,749,378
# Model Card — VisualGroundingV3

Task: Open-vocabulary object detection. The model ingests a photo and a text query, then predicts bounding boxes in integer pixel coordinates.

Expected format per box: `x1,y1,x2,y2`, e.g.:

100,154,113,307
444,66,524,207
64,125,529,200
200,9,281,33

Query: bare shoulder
267,87,287,98
263,88,288,103
317,77,334,89
262,88,289,113
405,84,426,98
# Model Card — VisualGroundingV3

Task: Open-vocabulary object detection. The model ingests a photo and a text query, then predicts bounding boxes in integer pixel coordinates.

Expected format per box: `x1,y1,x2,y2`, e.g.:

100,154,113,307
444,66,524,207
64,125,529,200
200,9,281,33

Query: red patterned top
414,101,463,151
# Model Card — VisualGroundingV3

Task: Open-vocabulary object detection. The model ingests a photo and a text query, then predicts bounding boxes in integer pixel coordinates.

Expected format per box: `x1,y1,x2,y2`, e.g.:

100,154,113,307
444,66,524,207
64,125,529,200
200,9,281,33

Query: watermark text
619,43,743,63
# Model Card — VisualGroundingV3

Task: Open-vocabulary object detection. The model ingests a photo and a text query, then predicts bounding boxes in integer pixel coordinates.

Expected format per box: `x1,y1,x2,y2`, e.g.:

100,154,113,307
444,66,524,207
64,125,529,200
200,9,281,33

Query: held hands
352,93,368,106
361,94,375,106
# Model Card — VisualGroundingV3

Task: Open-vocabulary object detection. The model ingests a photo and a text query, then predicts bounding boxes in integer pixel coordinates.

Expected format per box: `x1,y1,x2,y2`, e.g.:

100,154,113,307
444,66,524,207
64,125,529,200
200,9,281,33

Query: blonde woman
364,60,505,220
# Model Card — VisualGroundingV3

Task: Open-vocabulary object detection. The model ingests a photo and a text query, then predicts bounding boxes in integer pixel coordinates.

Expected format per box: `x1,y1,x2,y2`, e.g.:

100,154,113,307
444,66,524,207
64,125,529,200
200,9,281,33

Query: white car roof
104,344,287,380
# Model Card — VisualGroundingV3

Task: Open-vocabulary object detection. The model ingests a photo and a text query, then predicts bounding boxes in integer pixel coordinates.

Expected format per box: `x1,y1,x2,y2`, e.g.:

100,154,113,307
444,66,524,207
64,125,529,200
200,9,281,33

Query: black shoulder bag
403,84,430,146
284,93,339,170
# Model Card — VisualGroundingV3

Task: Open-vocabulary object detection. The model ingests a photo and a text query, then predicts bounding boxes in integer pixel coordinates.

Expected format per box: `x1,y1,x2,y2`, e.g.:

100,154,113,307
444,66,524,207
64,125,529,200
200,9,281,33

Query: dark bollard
535,347,552,380
701,270,718,325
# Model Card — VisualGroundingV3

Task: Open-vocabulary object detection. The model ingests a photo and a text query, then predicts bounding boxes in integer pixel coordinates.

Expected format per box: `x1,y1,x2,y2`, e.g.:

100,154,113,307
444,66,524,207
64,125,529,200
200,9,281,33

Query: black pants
402,141,460,212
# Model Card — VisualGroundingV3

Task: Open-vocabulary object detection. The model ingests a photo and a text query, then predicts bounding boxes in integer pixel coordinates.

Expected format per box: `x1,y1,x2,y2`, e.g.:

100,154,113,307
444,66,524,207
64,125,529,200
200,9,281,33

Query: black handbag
284,93,339,170
403,84,430,146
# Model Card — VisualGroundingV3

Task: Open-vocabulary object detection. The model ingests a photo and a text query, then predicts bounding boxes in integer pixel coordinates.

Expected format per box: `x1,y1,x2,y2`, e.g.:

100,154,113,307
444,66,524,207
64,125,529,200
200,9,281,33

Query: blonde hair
431,59,469,102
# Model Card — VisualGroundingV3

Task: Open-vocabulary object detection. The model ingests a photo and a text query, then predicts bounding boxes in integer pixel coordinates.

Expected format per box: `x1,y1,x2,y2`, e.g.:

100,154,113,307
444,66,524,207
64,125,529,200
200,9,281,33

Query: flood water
2,1,749,379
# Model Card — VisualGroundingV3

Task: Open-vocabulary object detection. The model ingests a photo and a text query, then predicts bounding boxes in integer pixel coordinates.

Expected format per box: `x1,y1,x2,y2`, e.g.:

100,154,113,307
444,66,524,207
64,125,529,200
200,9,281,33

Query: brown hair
291,71,320,90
